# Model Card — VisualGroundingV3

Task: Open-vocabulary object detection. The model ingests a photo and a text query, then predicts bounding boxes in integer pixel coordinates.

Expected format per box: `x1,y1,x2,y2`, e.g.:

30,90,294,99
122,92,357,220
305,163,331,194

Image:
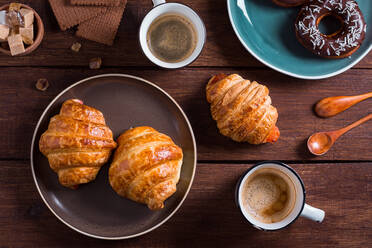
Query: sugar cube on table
19,24,33,45
19,8,34,28
0,24,9,42
7,34,25,56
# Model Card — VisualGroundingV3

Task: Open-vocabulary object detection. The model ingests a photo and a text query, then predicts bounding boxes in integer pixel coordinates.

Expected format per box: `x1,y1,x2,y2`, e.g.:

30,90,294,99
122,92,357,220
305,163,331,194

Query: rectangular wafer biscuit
76,0,127,46
49,0,108,31
71,0,121,7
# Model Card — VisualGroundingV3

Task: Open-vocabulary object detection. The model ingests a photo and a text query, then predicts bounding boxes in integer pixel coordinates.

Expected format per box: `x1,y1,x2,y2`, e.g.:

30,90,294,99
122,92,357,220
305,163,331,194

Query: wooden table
1,0,371,247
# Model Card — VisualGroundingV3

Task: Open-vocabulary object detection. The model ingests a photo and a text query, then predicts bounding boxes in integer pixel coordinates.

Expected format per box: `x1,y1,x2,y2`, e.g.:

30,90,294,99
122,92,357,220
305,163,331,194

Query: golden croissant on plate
39,99,117,189
206,74,280,144
109,126,183,210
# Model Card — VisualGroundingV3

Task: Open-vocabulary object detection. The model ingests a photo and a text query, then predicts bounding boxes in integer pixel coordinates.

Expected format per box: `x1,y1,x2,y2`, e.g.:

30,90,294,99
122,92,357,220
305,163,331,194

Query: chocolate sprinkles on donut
295,0,366,59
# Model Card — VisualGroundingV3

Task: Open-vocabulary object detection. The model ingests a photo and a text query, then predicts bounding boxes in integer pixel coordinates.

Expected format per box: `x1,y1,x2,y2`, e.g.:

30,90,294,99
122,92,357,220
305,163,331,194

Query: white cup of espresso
236,161,325,231
139,0,206,69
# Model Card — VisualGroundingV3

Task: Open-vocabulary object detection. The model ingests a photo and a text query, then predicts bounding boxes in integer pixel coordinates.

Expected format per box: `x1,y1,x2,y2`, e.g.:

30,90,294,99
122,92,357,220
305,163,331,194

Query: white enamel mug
236,161,325,231
139,0,206,69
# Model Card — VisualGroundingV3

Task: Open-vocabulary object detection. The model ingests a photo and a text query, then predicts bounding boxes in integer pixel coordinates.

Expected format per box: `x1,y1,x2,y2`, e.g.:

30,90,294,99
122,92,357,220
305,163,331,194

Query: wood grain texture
0,0,370,247
1,67,371,161
1,161,371,247
0,0,369,68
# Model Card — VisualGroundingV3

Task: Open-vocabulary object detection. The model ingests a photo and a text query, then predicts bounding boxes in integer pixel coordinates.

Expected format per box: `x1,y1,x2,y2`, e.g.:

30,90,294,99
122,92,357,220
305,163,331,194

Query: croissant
39,99,117,189
109,126,183,210
206,74,280,144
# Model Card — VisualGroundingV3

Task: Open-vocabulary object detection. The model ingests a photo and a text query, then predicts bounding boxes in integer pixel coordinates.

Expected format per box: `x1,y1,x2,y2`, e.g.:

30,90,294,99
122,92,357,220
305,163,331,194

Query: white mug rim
139,2,206,69
235,161,306,231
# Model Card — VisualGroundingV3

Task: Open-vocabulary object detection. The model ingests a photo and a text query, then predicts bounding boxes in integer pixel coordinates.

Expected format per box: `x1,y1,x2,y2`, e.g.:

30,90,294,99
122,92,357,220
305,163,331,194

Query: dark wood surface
2,68,372,161
0,0,371,247
2,162,372,247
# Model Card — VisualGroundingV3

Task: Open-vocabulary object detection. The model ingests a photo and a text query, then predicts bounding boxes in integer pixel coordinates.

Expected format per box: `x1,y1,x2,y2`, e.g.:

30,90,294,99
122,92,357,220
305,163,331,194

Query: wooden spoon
307,113,372,156
315,92,372,118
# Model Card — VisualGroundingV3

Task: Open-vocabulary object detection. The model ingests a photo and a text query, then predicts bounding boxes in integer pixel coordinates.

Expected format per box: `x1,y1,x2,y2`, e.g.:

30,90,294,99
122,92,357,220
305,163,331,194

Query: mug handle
152,0,166,7
300,203,325,223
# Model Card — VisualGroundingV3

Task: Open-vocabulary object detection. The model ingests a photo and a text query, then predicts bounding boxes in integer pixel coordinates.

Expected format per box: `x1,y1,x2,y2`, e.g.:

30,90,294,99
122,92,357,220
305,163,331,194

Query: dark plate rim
227,0,372,80
30,73,197,240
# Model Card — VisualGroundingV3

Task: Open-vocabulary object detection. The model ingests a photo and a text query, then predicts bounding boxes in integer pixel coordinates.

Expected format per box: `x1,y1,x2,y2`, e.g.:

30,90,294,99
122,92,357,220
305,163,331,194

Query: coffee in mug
139,1,206,69
236,162,325,231
147,13,198,63
240,168,296,224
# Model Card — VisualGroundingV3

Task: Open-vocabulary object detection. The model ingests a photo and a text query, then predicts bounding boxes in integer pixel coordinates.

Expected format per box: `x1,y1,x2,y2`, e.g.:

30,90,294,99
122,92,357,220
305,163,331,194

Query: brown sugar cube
0,24,9,42
9,3,22,11
71,42,81,52
35,78,49,91
7,34,25,56
19,24,34,45
89,57,102,69
19,8,34,28
7,10,24,27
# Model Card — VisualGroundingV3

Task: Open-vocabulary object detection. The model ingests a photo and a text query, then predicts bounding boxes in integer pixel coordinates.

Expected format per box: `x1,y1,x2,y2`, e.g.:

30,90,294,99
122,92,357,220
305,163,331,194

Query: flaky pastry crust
39,99,117,188
109,126,183,210
206,74,280,144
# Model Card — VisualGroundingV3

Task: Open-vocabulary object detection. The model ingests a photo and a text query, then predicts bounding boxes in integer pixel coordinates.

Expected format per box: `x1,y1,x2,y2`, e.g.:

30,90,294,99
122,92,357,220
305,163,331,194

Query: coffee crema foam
241,168,296,224
147,13,198,63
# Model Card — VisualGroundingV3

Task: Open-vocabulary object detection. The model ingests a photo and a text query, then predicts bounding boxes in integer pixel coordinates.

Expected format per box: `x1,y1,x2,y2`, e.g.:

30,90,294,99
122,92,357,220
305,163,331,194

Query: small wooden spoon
307,113,372,156
315,92,372,118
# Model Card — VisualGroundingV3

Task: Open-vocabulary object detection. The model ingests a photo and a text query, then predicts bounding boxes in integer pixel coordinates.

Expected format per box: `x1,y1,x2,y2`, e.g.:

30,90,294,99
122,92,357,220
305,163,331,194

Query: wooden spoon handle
315,92,372,118
331,113,372,140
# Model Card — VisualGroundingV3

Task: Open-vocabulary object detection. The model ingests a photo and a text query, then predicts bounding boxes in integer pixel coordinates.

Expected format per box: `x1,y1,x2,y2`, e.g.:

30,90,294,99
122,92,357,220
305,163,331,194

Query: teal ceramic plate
227,0,372,79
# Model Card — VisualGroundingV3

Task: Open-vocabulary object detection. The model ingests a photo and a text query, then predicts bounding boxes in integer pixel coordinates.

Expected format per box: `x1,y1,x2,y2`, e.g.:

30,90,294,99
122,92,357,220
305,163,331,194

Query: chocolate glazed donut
295,0,366,59
272,0,309,7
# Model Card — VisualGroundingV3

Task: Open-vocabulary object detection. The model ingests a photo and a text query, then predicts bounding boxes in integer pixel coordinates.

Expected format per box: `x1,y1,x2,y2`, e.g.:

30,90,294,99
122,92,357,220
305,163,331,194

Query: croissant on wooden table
109,126,183,210
206,74,280,144
39,99,117,189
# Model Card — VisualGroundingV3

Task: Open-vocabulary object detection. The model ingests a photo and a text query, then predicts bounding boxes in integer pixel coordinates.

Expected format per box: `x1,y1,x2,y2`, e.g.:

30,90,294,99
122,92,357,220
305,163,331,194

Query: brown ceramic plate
30,74,196,239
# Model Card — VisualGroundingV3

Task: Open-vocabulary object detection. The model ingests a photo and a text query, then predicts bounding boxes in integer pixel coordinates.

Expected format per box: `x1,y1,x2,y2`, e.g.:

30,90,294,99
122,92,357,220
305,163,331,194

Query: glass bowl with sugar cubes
0,3,44,56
